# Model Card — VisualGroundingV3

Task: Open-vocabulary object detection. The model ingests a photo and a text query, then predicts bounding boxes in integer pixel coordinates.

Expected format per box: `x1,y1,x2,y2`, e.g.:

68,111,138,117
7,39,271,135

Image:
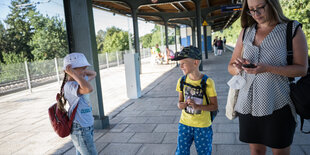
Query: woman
228,0,308,155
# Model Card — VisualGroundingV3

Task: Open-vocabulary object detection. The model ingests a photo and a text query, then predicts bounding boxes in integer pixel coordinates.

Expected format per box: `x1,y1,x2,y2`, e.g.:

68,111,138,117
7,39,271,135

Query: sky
0,0,155,37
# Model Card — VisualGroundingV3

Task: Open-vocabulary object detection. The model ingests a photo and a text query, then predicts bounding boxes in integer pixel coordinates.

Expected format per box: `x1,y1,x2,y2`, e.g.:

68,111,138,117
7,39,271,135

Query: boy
171,46,218,155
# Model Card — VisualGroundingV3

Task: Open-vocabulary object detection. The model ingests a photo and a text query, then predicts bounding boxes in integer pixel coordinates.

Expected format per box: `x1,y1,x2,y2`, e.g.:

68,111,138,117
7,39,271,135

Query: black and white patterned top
235,21,301,116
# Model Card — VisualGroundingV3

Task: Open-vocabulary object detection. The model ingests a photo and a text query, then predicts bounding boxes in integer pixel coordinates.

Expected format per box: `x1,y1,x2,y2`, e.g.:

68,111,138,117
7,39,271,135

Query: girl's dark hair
57,73,67,111
240,0,290,28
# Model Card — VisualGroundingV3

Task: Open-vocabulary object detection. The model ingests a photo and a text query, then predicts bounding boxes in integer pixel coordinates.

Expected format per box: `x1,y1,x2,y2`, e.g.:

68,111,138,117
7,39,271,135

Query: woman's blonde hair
240,0,290,28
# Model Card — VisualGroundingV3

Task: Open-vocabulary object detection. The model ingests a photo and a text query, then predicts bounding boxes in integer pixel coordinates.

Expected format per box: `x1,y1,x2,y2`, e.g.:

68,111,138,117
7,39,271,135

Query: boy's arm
177,92,187,110
85,69,97,81
187,97,218,111
65,65,93,95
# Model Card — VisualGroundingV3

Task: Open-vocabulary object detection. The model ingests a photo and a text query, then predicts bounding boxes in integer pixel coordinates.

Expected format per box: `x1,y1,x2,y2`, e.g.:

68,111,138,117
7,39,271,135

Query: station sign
221,4,242,12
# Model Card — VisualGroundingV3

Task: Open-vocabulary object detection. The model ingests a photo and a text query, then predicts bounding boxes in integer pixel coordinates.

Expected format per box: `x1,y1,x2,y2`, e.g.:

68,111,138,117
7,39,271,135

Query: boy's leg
176,123,194,155
71,123,98,155
193,126,213,155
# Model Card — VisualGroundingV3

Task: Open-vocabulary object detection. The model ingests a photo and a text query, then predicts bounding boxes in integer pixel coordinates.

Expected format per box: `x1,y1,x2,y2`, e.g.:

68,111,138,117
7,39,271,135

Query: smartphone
242,63,257,68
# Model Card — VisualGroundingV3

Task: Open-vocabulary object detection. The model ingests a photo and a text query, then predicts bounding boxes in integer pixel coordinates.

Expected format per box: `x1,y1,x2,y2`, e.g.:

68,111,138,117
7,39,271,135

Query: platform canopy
92,0,242,31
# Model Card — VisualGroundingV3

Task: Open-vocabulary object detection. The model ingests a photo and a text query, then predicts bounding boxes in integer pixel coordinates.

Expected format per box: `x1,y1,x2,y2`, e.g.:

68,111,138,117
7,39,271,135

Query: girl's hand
65,64,76,77
84,69,97,81
242,63,269,74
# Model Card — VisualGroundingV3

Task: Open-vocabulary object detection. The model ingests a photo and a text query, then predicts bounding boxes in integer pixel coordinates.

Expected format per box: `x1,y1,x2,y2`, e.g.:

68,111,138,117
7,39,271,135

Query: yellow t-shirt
176,75,217,128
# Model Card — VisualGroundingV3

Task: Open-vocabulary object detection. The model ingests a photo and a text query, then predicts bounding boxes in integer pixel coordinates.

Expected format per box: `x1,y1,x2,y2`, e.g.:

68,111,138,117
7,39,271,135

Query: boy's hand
178,102,188,109
187,99,199,109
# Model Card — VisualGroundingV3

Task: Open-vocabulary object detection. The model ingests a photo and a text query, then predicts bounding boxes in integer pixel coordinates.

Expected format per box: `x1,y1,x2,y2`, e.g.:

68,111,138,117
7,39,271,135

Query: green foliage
0,0,68,63
140,24,176,48
3,0,36,61
102,26,129,53
281,0,310,55
29,16,68,60
2,51,28,64
96,30,106,53
213,18,241,45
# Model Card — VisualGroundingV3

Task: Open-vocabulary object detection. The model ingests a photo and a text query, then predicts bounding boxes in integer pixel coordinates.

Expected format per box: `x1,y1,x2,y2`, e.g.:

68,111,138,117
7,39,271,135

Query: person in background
166,47,175,64
213,36,218,56
217,37,224,56
223,36,227,52
228,0,308,154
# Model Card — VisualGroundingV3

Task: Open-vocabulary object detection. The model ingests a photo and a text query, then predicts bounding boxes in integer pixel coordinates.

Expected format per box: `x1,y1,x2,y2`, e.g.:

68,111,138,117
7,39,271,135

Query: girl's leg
193,126,213,155
249,143,266,155
175,123,194,155
71,123,98,155
271,146,290,155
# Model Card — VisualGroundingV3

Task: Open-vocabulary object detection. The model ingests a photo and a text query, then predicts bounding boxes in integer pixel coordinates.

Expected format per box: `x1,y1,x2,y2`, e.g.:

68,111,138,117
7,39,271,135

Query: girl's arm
85,69,97,81
187,97,218,111
65,65,93,94
177,92,187,110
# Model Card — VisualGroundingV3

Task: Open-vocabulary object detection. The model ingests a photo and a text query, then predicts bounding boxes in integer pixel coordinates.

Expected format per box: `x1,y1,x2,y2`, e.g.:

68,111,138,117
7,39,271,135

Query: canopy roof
92,0,242,31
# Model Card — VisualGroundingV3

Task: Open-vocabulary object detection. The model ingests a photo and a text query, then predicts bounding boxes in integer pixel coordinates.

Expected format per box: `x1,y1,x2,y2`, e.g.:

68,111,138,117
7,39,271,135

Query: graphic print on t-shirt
184,85,203,114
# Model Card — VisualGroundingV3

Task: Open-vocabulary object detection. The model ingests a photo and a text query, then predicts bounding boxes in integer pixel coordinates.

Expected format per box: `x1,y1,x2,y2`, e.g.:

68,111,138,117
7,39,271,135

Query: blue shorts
175,123,213,155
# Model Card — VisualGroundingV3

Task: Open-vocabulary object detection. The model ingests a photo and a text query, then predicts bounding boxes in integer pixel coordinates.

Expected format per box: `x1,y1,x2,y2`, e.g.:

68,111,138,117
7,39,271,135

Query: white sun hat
63,53,91,70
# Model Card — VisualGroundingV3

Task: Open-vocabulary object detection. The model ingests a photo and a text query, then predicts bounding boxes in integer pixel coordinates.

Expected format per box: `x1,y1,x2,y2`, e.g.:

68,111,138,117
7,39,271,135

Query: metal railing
0,45,179,96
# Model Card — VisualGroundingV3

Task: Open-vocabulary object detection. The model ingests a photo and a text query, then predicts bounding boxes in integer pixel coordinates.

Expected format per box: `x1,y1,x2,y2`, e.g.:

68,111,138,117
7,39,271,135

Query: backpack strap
287,21,294,82
180,75,187,93
200,74,210,105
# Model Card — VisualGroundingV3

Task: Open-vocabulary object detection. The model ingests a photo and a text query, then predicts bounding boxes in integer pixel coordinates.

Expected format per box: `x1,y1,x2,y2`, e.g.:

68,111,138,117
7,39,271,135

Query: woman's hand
232,58,247,74
242,63,269,74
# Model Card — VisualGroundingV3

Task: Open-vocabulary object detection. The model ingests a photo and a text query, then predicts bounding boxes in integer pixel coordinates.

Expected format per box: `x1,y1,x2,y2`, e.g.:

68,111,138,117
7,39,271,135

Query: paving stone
137,144,177,155
154,124,178,133
214,144,250,155
97,133,134,143
213,123,239,133
120,116,148,124
139,110,165,116
99,143,142,155
300,145,310,154
162,133,178,144
145,116,175,124
123,124,157,133
293,134,310,144
129,133,165,143
213,133,236,144
109,124,129,132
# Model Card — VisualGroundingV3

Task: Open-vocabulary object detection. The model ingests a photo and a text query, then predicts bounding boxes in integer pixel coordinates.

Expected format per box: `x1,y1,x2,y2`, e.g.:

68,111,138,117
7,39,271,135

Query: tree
96,30,106,53
0,21,5,63
3,0,36,61
29,16,68,60
281,0,310,55
102,27,129,53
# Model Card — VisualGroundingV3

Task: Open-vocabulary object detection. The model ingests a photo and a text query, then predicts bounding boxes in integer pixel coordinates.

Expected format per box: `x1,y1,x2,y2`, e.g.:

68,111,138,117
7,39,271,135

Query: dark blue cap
171,46,202,61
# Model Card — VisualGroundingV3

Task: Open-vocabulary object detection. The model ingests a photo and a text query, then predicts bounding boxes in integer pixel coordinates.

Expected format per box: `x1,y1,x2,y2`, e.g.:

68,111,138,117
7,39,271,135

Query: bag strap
180,75,187,92
286,21,295,82
200,74,210,105
68,104,79,127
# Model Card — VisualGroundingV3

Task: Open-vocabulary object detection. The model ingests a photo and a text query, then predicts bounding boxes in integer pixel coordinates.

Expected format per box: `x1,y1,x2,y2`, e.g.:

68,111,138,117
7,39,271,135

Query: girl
58,53,98,155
